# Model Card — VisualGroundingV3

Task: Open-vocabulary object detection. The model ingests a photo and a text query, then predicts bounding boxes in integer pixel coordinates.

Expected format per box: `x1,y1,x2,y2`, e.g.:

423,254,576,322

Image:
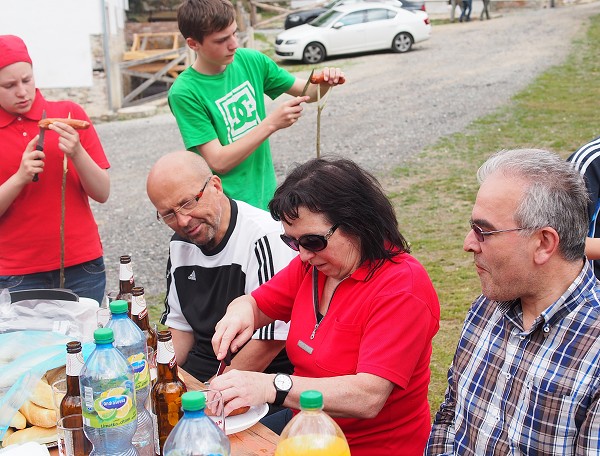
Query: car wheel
392,32,413,53
302,42,326,64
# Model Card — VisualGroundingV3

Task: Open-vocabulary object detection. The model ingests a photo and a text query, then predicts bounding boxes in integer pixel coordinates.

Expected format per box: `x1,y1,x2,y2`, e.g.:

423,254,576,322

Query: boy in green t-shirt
168,0,345,210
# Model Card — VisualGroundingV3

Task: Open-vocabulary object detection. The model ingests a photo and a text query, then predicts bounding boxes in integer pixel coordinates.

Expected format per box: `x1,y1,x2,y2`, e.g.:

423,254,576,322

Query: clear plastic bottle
107,300,155,456
275,390,350,456
162,391,230,456
79,327,138,456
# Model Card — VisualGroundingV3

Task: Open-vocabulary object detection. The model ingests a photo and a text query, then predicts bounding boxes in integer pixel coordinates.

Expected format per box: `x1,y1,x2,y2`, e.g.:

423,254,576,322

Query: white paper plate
224,403,269,435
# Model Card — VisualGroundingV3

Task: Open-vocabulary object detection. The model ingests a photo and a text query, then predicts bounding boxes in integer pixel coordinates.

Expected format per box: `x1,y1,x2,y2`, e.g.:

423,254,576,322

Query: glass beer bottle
151,330,187,456
60,341,85,418
131,286,158,354
116,255,135,316
59,340,94,454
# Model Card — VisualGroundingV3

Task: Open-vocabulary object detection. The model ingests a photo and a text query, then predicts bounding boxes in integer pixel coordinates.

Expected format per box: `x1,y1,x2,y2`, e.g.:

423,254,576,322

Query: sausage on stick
38,118,90,130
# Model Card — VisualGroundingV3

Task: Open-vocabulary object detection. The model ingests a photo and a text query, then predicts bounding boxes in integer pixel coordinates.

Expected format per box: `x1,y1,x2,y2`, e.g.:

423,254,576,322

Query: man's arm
170,327,195,367
196,94,307,174
286,67,345,101
425,363,457,456
196,67,344,175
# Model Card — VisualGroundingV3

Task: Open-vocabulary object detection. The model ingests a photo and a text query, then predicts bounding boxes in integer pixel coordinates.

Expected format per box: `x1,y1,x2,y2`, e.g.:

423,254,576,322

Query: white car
275,2,431,64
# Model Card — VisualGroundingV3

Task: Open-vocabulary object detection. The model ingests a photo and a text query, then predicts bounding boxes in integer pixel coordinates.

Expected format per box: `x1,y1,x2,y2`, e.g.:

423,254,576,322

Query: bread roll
19,400,57,428
3,426,57,446
30,380,54,410
9,410,26,430
1,427,15,447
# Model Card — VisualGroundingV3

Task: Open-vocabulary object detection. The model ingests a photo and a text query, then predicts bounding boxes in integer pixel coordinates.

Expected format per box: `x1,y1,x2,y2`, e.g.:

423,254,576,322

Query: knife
301,69,315,97
32,109,46,182
215,348,232,377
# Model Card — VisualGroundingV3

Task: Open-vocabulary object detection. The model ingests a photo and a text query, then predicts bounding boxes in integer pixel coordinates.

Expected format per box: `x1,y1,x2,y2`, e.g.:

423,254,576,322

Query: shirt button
23,132,27,137
543,325,550,333
17,117,22,121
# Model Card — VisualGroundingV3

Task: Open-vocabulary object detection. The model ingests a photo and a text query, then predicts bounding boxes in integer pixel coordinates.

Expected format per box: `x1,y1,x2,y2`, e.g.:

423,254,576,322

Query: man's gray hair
477,148,588,261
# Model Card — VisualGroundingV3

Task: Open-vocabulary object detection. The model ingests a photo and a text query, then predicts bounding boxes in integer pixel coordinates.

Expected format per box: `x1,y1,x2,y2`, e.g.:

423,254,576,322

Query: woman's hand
212,295,259,361
209,369,273,417
17,135,44,182
48,121,85,159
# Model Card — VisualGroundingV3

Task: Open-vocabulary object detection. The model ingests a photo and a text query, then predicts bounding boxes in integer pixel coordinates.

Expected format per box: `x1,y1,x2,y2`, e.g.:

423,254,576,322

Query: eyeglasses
469,220,527,242
280,223,340,252
156,176,212,225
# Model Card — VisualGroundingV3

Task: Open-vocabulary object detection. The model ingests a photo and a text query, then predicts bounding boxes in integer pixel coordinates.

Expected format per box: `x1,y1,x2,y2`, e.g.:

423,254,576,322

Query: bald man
147,151,295,382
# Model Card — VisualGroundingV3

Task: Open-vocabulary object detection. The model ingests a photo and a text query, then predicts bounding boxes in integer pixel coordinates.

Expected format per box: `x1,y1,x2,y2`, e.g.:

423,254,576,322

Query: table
49,370,278,456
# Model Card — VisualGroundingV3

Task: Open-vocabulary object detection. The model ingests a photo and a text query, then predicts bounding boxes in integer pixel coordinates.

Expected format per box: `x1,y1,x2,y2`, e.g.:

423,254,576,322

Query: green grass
384,13,600,415
146,12,600,417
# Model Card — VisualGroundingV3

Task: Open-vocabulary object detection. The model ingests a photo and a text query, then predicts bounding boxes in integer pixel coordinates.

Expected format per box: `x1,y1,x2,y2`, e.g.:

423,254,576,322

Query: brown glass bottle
151,330,187,456
131,286,158,354
116,254,135,316
61,341,93,455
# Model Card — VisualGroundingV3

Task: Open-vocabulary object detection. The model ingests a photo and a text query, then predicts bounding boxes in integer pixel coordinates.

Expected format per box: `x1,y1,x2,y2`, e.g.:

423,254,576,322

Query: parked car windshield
310,8,344,26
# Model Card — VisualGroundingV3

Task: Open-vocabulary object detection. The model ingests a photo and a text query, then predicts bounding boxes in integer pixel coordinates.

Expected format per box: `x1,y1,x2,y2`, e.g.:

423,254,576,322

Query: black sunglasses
280,224,340,252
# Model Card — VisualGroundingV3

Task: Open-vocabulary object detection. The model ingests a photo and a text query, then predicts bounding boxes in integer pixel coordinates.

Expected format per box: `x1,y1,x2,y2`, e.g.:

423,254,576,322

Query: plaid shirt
426,262,600,455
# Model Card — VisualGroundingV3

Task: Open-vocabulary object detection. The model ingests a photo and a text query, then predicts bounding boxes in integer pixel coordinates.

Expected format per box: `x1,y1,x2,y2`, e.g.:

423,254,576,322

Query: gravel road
93,2,600,297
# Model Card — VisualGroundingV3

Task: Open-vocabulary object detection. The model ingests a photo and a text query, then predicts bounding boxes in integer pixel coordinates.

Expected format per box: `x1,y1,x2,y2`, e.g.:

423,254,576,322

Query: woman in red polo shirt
211,157,440,456
0,35,110,304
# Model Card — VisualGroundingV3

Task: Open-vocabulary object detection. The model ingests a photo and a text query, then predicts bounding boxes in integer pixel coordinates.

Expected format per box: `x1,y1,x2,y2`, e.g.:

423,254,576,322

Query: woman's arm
0,136,43,217
212,294,275,360
586,237,600,260
48,122,110,203
210,370,394,419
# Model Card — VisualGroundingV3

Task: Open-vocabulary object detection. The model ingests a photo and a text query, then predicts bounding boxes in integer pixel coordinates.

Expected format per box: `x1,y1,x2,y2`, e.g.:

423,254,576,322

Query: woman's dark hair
269,157,410,276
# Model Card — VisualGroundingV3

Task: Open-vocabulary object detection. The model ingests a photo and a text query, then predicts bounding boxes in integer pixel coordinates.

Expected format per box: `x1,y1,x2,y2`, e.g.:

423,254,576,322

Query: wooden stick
59,114,69,288
316,84,321,159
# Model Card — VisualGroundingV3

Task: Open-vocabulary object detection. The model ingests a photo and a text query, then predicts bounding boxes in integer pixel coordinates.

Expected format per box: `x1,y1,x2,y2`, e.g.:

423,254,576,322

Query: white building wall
0,0,127,92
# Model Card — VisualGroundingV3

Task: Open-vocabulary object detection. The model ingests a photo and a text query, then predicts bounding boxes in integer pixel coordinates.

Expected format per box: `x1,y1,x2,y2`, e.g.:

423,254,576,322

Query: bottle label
131,294,148,317
119,263,134,282
157,339,176,366
82,381,137,429
128,352,150,391
66,351,85,376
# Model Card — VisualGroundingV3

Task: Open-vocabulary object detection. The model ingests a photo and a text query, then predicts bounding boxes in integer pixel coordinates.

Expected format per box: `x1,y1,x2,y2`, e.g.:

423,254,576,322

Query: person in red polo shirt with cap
0,35,110,304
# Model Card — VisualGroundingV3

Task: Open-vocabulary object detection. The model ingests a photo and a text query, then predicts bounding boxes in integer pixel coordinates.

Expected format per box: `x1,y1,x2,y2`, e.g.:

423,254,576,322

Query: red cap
0,35,32,70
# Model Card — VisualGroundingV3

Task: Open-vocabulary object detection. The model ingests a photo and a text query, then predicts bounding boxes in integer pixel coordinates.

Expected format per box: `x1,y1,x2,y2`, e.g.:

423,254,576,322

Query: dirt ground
93,1,600,296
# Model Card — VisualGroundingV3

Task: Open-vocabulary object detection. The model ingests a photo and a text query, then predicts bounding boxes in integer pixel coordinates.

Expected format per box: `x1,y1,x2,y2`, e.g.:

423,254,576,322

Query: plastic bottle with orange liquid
275,390,350,456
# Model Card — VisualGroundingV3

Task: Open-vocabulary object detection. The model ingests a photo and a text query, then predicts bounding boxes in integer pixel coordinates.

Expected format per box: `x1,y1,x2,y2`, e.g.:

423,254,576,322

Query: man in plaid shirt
427,148,600,455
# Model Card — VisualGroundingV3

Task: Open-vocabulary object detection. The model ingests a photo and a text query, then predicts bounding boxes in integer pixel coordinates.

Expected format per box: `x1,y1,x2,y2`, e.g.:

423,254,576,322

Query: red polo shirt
253,253,440,456
0,90,109,275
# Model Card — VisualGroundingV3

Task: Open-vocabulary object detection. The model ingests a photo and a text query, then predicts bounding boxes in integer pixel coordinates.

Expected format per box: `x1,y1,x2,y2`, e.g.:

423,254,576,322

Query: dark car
284,0,425,29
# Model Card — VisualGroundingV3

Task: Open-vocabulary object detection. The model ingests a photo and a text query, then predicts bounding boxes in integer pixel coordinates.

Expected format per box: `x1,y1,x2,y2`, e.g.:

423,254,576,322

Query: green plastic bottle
275,390,350,456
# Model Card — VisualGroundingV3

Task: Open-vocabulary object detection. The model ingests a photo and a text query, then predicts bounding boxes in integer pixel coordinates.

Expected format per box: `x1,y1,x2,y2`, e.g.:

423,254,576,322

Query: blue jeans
460,0,472,21
0,257,106,305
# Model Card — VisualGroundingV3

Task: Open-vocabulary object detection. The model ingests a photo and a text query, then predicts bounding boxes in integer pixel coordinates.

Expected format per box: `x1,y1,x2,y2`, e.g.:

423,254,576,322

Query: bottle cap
66,340,82,353
94,327,114,344
109,300,129,314
299,390,323,409
181,391,206,411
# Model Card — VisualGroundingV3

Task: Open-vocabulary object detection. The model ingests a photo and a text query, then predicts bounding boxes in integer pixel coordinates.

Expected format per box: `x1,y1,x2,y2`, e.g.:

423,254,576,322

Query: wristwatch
273,373,293,406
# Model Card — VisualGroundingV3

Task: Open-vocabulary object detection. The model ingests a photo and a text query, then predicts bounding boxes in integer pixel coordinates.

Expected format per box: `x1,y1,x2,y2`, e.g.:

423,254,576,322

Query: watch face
275,374,292,390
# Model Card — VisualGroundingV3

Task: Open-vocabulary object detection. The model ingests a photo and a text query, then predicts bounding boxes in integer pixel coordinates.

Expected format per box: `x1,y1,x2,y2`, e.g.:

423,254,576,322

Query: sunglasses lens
280,234,300,251
471,225,484,242
299,235,327,252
